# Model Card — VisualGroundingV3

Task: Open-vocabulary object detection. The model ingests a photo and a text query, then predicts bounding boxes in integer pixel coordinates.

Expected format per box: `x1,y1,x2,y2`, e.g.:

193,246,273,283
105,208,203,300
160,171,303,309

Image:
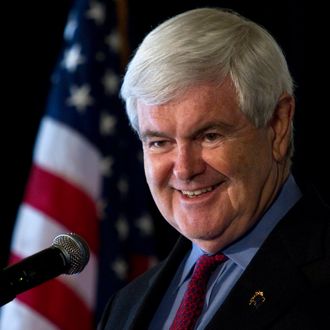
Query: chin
181,226,223,242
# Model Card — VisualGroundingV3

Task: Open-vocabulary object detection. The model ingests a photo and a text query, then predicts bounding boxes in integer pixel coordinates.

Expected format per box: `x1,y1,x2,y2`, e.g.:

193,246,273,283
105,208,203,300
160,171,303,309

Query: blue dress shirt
149,175,302,330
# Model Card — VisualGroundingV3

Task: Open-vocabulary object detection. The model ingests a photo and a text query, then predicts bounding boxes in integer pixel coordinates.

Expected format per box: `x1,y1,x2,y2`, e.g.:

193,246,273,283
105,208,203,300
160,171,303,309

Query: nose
173,143,206,181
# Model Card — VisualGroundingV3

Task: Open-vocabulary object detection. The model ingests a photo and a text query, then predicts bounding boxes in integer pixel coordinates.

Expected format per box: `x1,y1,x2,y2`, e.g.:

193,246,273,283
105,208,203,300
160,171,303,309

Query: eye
203,132,222,142
149,140,168,148
145,139,172,152
142,133,173,153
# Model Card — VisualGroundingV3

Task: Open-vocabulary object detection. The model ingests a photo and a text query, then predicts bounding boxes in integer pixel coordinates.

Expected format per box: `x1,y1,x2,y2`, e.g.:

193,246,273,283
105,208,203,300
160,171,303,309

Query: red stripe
16,273,94,330
23,165,99,254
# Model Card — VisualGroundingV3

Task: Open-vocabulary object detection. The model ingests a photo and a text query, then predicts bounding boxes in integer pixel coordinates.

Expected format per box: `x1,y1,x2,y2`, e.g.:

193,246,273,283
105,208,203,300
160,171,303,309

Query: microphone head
52,233,90,274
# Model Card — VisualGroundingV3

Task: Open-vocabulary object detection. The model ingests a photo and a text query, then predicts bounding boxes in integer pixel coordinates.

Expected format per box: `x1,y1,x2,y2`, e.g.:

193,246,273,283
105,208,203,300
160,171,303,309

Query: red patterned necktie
170,253,227,330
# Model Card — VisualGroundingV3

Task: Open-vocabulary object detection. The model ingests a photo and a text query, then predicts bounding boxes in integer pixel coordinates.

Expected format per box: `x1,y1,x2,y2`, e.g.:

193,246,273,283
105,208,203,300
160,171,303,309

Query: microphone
0,233,90,306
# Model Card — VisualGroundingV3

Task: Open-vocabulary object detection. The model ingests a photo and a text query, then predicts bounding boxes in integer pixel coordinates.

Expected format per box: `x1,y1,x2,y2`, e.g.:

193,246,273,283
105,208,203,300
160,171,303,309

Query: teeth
181,186,213,198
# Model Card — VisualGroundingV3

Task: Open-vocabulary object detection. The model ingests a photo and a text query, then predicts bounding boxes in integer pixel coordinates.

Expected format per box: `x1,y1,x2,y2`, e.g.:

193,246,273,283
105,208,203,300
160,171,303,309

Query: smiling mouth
181,184,219,198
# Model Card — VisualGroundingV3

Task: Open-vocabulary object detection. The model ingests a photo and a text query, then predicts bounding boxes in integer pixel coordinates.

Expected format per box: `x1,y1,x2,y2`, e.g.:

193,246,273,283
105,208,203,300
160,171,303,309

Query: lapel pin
249,290,266,309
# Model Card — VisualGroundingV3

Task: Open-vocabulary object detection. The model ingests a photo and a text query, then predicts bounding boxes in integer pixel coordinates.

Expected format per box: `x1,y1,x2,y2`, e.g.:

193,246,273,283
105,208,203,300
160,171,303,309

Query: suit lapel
206,232,308,329
128,237,191,329
207,191,327,330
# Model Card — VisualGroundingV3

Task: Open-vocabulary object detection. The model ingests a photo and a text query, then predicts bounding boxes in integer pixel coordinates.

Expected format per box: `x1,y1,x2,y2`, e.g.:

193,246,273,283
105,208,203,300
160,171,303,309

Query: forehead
136,80,247,136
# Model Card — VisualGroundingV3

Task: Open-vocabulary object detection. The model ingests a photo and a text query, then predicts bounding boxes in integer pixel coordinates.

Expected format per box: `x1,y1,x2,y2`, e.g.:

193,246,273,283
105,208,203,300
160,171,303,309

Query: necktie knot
170,253,227,330
193,253,227,280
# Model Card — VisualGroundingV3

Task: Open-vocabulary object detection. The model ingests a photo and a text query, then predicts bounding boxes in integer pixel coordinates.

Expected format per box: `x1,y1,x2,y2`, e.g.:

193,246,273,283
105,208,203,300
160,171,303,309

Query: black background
1,1,328,269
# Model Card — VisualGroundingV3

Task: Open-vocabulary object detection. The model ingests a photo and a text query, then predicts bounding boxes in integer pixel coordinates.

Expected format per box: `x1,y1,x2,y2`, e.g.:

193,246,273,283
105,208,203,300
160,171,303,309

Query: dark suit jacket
98,186,330,330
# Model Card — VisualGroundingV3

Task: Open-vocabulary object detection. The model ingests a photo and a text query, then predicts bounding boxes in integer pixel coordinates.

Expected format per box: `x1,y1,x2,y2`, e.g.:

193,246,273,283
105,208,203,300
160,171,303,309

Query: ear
270,93,295,162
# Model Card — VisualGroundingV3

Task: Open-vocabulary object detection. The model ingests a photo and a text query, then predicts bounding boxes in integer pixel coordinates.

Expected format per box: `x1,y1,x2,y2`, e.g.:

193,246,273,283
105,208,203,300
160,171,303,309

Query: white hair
121,7,294,148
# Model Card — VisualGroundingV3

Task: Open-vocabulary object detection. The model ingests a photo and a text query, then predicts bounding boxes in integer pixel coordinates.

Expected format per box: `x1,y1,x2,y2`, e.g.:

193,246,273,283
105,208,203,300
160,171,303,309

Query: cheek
143,154,169,191
143,154,175,221
204,141,271,202
203,147,240,178
143,157,156,189
229,142,274,199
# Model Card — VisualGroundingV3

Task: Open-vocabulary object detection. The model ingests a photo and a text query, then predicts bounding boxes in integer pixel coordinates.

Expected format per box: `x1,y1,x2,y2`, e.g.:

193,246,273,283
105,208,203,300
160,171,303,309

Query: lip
176,182,222,200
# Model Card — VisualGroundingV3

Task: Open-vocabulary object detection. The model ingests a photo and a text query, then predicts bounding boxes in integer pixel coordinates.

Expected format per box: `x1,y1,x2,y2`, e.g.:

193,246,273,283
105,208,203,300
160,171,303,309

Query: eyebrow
192,122,235,137
139,121,235,142
139,130,169,142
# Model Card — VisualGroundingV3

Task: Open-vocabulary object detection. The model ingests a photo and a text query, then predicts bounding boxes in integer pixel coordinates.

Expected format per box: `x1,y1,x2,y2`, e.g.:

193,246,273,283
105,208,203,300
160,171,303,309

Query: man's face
137,80,286,253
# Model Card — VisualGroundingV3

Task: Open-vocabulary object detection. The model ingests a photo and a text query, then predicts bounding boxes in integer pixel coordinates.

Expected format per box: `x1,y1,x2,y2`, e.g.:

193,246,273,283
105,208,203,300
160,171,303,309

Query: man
98,8,330,329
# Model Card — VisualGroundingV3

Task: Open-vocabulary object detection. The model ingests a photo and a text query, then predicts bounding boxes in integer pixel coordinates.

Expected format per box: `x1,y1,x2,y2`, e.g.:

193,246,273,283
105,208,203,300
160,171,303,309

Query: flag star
102,70,120,95
115,216,129,240
100,112,117,135
105,30,121,52
64,16,78,41
85,1,106,26
135,214,154,236
111,258,128,280
62,44,85,72
66,84,94,112
100,156,114,177
117,177,129,196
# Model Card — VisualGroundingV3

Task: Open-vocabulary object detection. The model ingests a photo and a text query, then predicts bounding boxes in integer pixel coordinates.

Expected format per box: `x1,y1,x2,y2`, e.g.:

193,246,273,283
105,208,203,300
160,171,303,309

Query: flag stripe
0,300,58,330
11,204,68,257
10,206,97,309
23,165,99,253
34,117,102,201
16,278,92,330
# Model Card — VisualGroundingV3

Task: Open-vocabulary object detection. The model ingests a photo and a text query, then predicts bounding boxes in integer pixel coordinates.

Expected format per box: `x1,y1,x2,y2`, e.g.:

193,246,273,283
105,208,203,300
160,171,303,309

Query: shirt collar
177,243,207,287
178,174,302,286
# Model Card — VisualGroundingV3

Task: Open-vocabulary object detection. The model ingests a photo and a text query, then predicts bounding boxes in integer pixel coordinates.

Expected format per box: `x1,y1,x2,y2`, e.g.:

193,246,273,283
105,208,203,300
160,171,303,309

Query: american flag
0,0,156,329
